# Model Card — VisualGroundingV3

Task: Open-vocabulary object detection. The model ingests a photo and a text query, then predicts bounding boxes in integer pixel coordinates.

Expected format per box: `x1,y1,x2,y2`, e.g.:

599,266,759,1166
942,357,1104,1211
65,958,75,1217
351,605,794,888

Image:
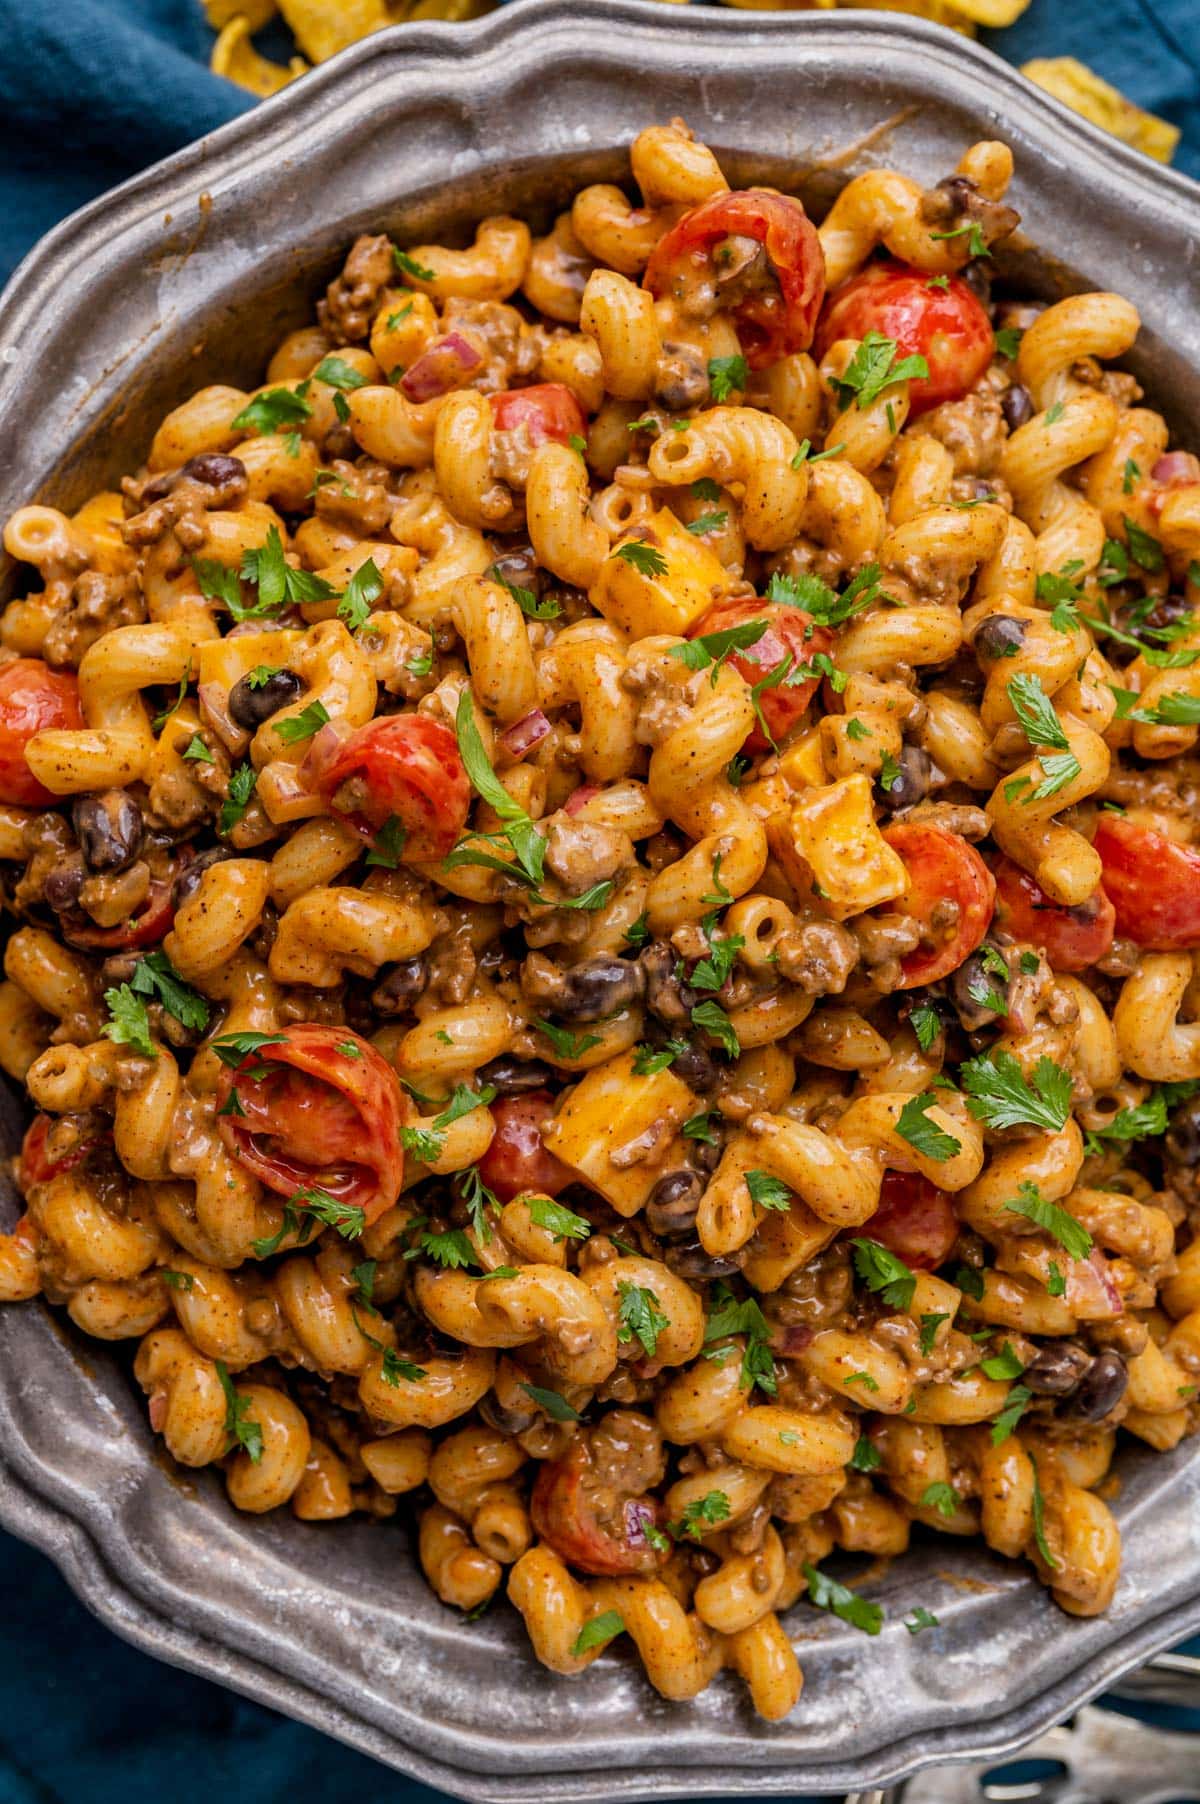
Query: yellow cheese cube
776,727,827,793
590,508,730,639
788,774,908,921
542,1050,699,1216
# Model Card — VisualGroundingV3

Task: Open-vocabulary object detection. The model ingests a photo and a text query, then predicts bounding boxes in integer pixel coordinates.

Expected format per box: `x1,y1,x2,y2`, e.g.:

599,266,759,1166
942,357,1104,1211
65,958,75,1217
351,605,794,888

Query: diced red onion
1152,451,1200,487
500,709,551,759
1066,1249,1124,1320
300,718,352,785
399,332,482,403
564,783,600,816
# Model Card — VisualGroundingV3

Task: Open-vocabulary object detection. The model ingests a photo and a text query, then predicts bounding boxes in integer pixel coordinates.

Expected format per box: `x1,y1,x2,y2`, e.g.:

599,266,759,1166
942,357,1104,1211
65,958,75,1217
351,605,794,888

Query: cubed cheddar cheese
542,1050,699,1216
590,507,730,638
788,774,908,921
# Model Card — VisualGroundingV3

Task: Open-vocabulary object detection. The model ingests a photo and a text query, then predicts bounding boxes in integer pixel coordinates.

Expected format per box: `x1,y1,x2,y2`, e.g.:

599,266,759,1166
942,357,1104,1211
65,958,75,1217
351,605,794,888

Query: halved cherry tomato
19,1112,93,1188
61,877,176,952
862,1170,958,1271
489,383,586,448
688,596,834,752
530,1443,668,1577
816,261,994,416
992,855,1115,972
884,821,996,987
0,659,83,807
1093,815,1200,949
316,714,469,863
644,190,826,369
215,1024,411,1224
477,1091,572,1205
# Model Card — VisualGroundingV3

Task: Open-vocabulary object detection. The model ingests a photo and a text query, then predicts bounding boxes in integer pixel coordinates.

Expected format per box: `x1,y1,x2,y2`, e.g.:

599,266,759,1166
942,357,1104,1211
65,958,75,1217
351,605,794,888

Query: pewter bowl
2,4,1200,1794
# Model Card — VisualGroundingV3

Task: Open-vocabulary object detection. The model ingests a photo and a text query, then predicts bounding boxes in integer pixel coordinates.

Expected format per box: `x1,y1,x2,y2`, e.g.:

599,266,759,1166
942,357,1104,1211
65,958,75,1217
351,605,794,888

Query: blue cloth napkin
1,2,1199,1799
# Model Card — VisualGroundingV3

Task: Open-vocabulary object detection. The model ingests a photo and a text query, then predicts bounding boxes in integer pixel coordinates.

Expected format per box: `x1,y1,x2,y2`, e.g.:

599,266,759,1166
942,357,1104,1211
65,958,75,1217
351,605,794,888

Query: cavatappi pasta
2,117,1199,1721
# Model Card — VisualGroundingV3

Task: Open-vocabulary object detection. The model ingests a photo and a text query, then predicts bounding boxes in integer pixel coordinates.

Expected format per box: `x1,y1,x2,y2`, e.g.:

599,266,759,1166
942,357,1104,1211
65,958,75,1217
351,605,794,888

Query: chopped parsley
275,699,331,744
519,1383,580,1423
895,1093,961,1163
803,1564,883,1636
745,1170,792,1212
572,1611,625,1656
670,1490,731,1540
708,354,749,401
1003,1179,1093,1260
703,1282,776,1396
611,539,668,578
960,1050,1072,1133
851,1239,916,1311
831,332,929,410
527,1196,591,1242
337,557,384,632
216,1361,263,1463
617,1282,671,1359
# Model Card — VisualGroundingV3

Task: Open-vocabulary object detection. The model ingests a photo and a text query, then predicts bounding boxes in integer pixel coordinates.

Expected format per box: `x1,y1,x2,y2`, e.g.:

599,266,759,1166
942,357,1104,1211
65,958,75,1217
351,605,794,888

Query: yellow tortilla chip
837,0,975,34
402,0,498,16
277,0,391,61
1022,57,1180,164
204,0,277,29
936,0,1029,23
211,17,307,97
720,0,836,11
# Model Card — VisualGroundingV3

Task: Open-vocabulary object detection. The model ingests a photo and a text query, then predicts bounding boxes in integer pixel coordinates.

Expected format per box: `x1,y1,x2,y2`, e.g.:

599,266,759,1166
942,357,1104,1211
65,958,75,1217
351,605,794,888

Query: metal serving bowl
2,4,1200,1794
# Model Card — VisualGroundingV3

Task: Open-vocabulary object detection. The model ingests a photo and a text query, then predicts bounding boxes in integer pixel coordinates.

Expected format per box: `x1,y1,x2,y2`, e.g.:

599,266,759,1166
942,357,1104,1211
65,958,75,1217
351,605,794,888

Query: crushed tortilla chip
402,0,499,16
721,0,837,12
935,0,1029,23
1022,58,1180,164
211,16,307,96
836,0,975,34
204,0,277,28
277,0,391,61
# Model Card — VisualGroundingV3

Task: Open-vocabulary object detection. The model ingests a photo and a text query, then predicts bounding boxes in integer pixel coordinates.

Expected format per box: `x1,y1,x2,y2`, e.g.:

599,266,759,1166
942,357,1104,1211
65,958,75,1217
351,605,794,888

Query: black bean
974,613,1027,662
875,745,931,812
479,1393,538,1436
1002,384,1033,430
1061,1351,1127,1423
370,956,429,1015
1168,1096,1200,1167
72,789,143,873
640,942,695,1026
664,1236,745,1281
477,1055,556,1097
489,544,542,597
525,952,647,1023
655,343,711,413
670,1042,720,1094
645,1170,703,1239
1023,1342,1091,1396
229,668,303,731
172,846,233,909
43,860,84,912
949,950,1009,1028
182,453,247,489
558,955,646,1022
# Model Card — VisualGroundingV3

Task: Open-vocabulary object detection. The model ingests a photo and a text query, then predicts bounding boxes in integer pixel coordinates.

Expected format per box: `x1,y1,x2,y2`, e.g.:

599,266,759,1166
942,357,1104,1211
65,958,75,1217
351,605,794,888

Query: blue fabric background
1,2,1199,1798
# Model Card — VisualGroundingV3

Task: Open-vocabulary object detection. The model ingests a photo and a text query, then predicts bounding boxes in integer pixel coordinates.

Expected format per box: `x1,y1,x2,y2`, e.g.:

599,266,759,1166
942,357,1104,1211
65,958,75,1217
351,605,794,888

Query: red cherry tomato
1093,816,1200,950
884,822,996,987
317,714,470,863
862,1170,958,1271
489,383,587,448
530,1444,668,1577
477,1091,572,1205
0,659,83,807
689,597,834,752
18,1113,92,1188
644,190,826,369
215,1024,410,1225
61,877,176,952
992,855,1115,972
816,260,994,416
